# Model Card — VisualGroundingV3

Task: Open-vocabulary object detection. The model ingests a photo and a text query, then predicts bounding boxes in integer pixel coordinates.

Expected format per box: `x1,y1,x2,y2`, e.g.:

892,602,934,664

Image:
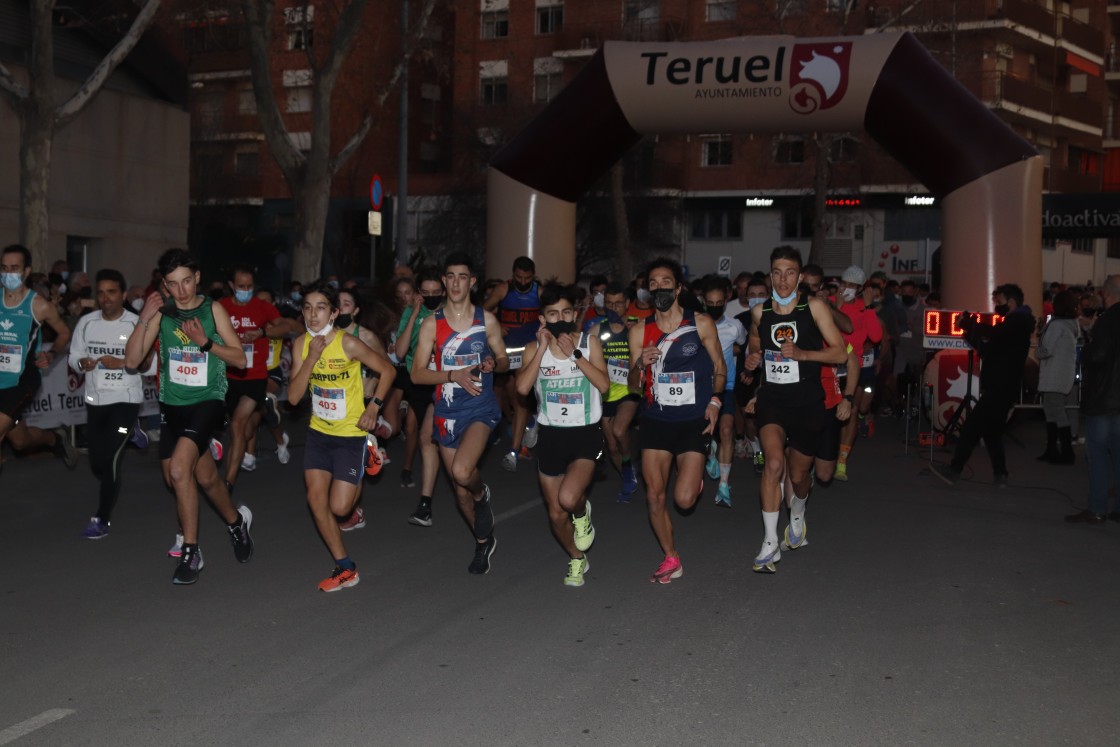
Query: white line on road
0,709,76,745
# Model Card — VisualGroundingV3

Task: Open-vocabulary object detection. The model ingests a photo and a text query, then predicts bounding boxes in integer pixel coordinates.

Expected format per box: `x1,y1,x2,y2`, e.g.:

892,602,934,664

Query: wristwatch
570,349,583,361
843,393,854,402
200,339,214,353
371,396,384,408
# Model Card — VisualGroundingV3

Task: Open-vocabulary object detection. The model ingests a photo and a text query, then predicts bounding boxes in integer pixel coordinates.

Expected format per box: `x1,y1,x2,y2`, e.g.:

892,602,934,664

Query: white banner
21,359,159,429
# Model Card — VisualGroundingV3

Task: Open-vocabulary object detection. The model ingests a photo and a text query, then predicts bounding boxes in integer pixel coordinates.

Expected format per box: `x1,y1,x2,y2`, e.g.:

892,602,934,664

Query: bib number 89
668,386,683,396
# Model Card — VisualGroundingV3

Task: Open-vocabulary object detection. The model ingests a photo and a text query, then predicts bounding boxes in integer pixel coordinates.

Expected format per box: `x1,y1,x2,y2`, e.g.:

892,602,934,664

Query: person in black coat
936,283,1034,486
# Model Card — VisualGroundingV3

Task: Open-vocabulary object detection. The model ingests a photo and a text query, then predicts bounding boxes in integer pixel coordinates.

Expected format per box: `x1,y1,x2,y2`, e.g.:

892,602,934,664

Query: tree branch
330,113,371,172
242,0,304,179
54,0,163,128
317,0,370,92
0,62,28,107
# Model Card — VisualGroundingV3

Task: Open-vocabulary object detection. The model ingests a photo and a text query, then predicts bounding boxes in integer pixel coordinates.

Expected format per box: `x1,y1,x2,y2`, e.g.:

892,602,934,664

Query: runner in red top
219,264,284,491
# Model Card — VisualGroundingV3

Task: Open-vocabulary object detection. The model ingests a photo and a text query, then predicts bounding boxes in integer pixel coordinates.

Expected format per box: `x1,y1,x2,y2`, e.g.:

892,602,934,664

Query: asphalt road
1,411,1117,746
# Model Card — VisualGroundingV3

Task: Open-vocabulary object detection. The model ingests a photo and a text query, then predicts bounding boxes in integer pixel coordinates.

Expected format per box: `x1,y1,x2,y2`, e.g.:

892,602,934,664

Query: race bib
169,349,208,387
764,349,799,384
861,350,875,368
311,384,346,421
545,390,585,426
95,366,129,390
607,357,629,385
442,352,481,390
242,343,255,370
655,371,695,406
507,349,523,371
0,343,22,374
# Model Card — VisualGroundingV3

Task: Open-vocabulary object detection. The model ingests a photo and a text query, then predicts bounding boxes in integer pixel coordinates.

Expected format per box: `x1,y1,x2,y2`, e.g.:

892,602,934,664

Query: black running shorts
640,416,711,457
536,423,603,477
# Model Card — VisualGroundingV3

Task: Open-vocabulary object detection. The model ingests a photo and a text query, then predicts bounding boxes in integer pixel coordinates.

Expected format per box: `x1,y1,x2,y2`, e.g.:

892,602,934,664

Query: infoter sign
1042,193,1120,238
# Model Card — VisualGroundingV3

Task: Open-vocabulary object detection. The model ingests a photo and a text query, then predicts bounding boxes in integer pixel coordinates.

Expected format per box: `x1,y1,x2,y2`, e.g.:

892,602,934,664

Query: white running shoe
523,418,539,449
209,438,223,462
276,432,290,465
501,450,517,472
241,453,257,472
752,538,781,573
167,532,184,558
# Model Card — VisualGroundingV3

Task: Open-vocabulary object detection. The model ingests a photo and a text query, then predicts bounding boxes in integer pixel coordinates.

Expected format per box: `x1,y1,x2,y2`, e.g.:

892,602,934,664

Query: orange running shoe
364,434,383,476
318,566,360,592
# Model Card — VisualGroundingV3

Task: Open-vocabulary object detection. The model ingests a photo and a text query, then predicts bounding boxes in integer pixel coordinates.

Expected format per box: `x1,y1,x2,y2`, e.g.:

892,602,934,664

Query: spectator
1036,290,1080,465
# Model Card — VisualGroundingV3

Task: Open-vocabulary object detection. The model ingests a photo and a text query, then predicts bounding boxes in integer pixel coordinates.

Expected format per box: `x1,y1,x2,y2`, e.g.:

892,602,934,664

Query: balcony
982,71,1103,131
191,174,264,205
552,18,685,58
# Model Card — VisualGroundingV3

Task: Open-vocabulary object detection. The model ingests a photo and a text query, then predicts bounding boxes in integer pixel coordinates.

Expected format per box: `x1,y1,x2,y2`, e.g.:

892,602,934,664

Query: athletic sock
420,494,432,506
719,464,731,486
762,510,779,545
336,555,357,571
838,445,851,464
790,495,807,523
749,438,760,453
227,515,243,530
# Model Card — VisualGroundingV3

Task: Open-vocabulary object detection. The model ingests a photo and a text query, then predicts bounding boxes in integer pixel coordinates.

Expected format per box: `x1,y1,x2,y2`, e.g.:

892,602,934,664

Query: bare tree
0,0,163,269
241,0,437,284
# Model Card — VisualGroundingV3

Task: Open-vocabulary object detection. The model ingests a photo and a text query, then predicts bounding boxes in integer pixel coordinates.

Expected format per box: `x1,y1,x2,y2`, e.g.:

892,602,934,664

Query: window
690,210,742,239
701,135,733,167
537,3,563,35
234,150,259,177
705,0,735,21
774,137,805,164
480,61,508,105
828,136,859,162
286,86,312,113
533,58,563,104
1068,146,1099,175
237,85,256,115
196,152,223,184
287,27,313,50
481,11,509,38
827,0,857,11
782,206,813,239
195,91,224,130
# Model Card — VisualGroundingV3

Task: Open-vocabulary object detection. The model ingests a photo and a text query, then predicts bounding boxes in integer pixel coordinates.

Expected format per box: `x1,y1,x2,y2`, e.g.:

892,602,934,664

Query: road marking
494,499,538,523
0,709,76,745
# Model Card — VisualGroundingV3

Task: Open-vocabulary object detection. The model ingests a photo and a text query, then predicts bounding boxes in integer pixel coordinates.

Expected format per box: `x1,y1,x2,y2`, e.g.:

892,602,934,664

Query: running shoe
572,501,596,552
167,532,184,558
714,483,732,507
364,434,384,476
564,555,590,587
129,420,149,449
82,516,110,540
733,437,748,460
209,438,223,462
408,501,433,527
339,506,366,531
620,462,639,495
228,505,253,563
318,566,360,592
752,450,765,476
276,432,291,465
473,484,495,539
173,545,204,585
523,417,539,449
241,453,257,472
501,450,518,472
53,428,77,469
650,555,683,584
468,535,497,575
752,538,781,573
401,469,415,488
378,446,390,466
262,393,282,428
705,441,720,481
834,461,848,481
782,518,808,550
374,416,392,441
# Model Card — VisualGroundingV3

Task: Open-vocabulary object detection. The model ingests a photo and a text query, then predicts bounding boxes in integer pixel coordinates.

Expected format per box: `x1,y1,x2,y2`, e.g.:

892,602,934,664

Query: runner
732,275,769,472
699,275,746,507
248,286,301,468
0,245,78,472
743,247,848,573
124,248,253,585
833,265,883,480
515,284,610,586
411,252,508,574
287,281,396,592
483,255,540,471
69,268,156,538
598,282,641,502
393,268,444,526
628,258,726,584
219,265,284,491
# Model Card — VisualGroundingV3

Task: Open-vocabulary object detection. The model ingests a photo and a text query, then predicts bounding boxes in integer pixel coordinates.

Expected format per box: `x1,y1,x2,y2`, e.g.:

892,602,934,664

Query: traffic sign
369,173,383,211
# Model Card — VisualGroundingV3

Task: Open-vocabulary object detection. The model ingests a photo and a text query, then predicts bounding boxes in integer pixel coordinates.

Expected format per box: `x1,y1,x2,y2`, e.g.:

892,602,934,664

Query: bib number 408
176,365,198,376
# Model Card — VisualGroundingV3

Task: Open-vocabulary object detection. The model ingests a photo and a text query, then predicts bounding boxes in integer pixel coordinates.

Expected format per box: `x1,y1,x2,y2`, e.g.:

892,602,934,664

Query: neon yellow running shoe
564,555,589,587
572,501,595,552
835,461,848,481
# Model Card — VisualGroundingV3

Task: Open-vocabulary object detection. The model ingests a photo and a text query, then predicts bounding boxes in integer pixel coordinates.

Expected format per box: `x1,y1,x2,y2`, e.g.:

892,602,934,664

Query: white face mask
592,292,604,310
131,298,144,312
308,321,335,337
840,287,857,303
636,288,651,304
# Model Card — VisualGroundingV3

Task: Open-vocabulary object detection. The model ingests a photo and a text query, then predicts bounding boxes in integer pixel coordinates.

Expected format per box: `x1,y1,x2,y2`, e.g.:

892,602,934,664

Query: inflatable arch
486,32,1042,311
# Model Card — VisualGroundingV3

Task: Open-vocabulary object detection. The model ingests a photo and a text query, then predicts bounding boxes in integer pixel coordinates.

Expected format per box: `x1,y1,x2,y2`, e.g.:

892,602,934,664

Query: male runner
125,248,253,585
411,253,508,574
484,255,540,471
700,275,746,507
516,284,610,586
732,275,769,470
0,244,76,470
69,268,155,538
833,265,883,480
599,283,641,501
743,247,847,573
628,258,726,583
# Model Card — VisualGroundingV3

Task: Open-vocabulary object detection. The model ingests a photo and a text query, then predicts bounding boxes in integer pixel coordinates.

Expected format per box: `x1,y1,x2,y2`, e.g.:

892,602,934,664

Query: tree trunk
809,136,830,267
610,161,633,282
19,111,53,271
291,172,332,283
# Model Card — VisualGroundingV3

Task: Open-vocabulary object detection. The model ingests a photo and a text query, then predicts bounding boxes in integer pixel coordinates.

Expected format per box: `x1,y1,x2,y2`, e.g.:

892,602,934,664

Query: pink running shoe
209,438,223,462
650,555,683,584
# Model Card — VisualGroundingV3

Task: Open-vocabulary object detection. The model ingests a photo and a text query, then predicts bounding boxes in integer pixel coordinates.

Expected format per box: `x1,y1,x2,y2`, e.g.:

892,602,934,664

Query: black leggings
86,402,140,521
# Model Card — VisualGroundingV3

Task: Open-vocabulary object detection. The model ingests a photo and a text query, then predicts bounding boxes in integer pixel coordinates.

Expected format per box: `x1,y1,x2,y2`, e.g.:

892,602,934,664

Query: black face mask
706,303,725,321
48,273,64,286
513,280,534,294
901,295,917,307
545,320,576,337
422,295,443,310
994,304,1010,316
335,313,353,329
651,288,676,312
208,289,224,300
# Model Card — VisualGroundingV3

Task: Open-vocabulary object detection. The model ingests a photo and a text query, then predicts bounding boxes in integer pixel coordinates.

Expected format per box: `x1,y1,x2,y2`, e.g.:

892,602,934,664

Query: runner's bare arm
626,321,645,393
482,280,507,312
342,333,396,431
32,294,70,366
409,316,442,387
807,297,849,365
482,310,509,373
744,304,763,372
286,334,311,405
514,339,541,396
583,325,611,395
125,292,164,369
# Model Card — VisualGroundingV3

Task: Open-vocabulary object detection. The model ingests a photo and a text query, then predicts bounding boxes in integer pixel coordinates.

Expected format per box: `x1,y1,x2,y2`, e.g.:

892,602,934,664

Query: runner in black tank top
743,247,848,575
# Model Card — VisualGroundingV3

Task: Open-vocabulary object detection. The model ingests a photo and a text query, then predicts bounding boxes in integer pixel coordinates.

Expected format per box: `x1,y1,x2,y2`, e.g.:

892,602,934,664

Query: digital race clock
922,310,1004,350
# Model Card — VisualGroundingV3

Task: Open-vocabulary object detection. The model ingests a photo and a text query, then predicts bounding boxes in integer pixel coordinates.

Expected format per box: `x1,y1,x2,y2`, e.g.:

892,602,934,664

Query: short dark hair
603,281,627,297
512,256,535,274
303,280,340,310
588,274,608,290
747,274,768,292
699,274,730,297
646,257,683,284
770,245,803,270
1052,290,1077,319
95,268,126,293
802,263,824,279
157,248,198,277
443,252,475,275
230,264,255,280
1,244,32,269
900,279,917,290
539,283,576,309
995,283,1024,306
394,275,416,293
416,267,442,288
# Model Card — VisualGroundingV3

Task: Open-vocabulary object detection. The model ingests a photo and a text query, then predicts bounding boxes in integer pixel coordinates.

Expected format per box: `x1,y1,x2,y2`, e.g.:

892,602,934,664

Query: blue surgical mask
772,289,798,306
234,289,253,304
748,297,766,310
59,271,69,281
1,273,24,291
290,291,302,302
